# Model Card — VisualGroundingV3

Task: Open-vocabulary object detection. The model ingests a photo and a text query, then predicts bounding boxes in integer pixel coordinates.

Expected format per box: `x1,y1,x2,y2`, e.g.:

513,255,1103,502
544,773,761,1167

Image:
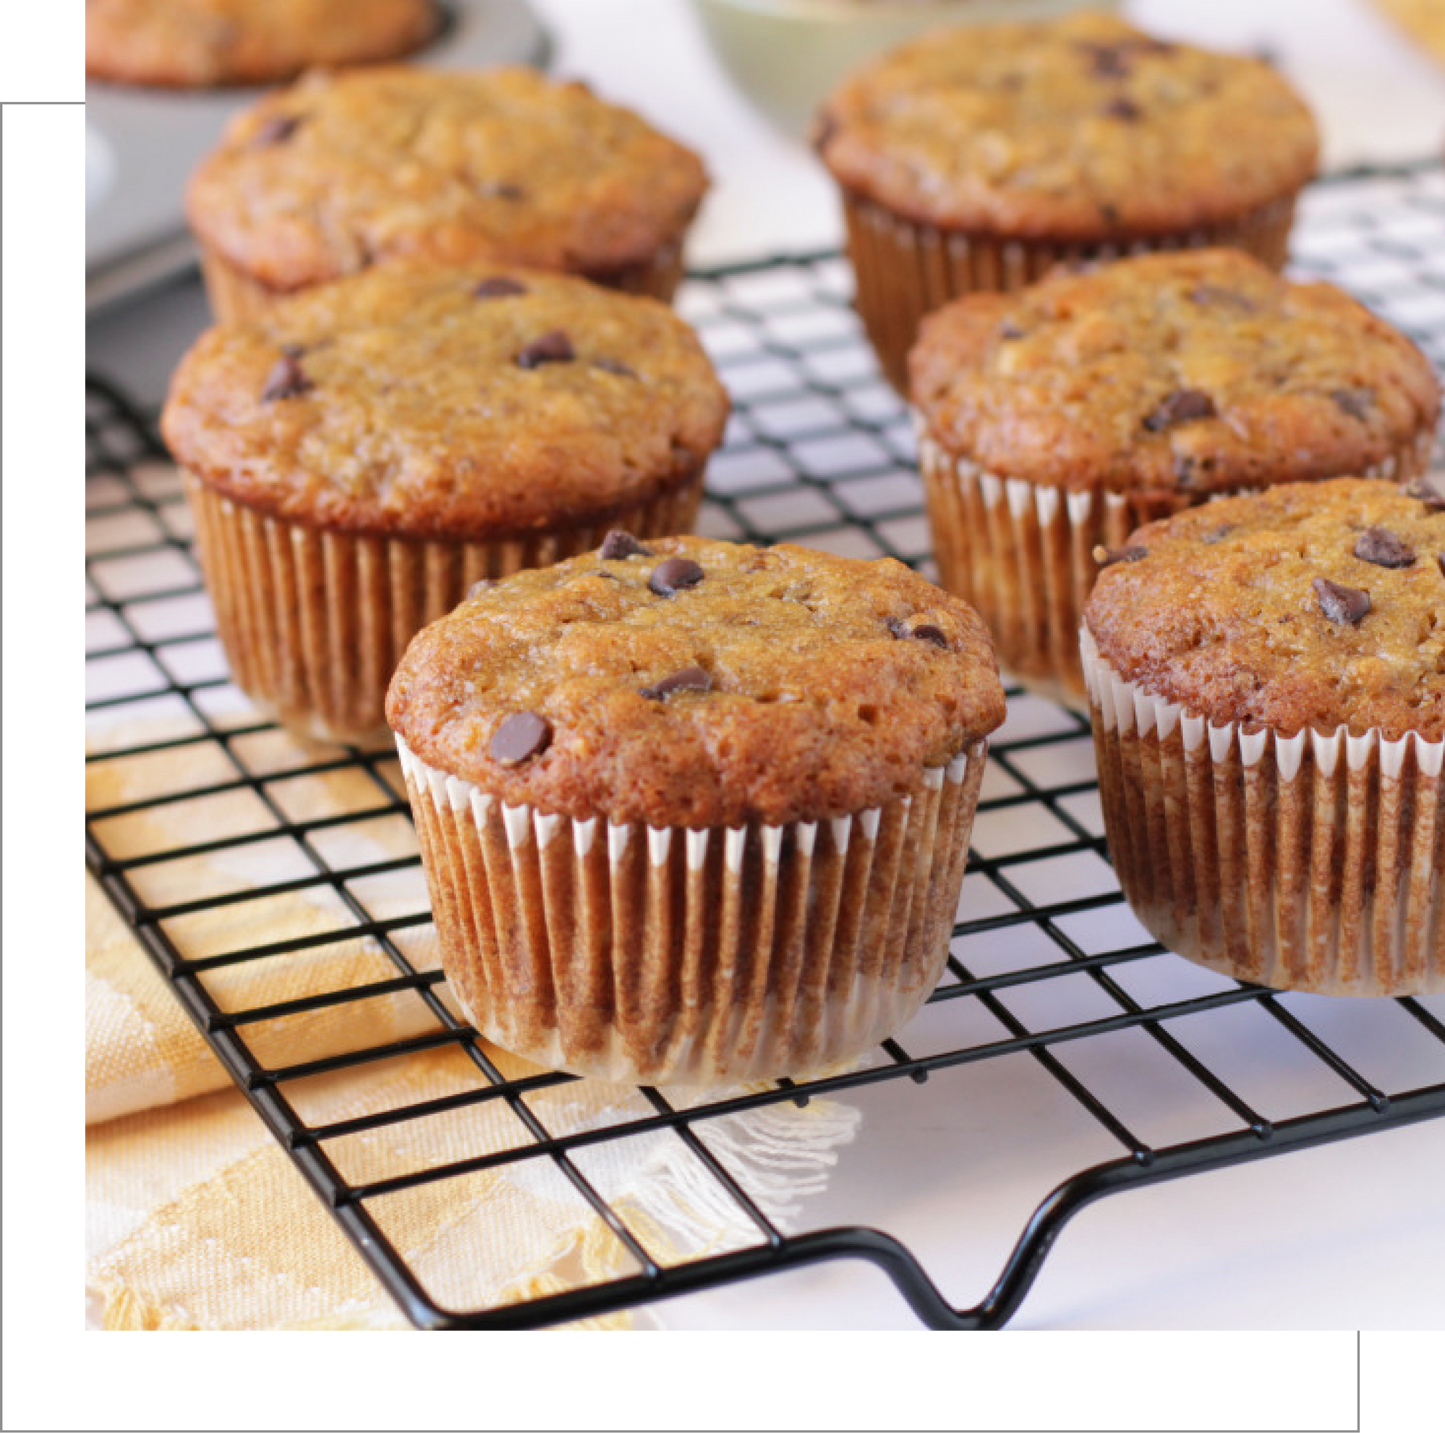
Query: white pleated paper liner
915,423,1425,710
185,470,704,746
1082,628,1444,996
396,735,990,1083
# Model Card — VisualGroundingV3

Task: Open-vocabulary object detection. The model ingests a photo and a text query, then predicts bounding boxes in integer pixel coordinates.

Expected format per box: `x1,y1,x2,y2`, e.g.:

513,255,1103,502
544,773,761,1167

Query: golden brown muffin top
910,249,1441,495
1084,477,1445,739
185,66,708,290
816,11,1317,237
387,535,1007,827
160,263,729,540
86,0,439,88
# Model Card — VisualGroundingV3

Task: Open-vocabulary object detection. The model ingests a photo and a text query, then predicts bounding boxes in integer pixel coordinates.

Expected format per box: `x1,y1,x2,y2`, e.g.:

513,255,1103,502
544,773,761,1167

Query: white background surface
58,0,1445,1360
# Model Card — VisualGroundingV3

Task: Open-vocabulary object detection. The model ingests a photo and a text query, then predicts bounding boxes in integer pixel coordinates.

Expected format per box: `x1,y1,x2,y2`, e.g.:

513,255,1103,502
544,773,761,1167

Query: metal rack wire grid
85,162,1445,1330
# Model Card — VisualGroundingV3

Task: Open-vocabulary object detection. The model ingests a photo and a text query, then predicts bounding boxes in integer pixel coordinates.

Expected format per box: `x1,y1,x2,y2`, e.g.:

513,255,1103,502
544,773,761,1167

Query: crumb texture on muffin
186,66,708,288
387,536,1006,826
160,263,729,539
1084,477,1445,739
910,249,1441,493
817,11,1317,237
86,0,440,87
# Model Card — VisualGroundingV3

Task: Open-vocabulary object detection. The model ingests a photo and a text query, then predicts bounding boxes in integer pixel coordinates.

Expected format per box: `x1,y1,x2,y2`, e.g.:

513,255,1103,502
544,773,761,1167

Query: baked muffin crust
817,10,1317,239
1084,477,1445,739
186,66,708,290
86,0,440,87
387,536,1006,827
161,263,729,540
910,249,1440,494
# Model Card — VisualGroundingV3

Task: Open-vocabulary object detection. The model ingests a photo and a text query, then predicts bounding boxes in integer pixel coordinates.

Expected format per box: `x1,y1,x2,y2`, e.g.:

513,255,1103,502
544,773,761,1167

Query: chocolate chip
1354,526,1415,569
1188,284,1256,312
1093,544,1149,567
489,711,551,765
593,357,638,379
1313,577,1371,625
515,330,575,368
1143,389,1216,432
1330,387,1374,421
998,320,1026,341
812,112,838,154
1078,42,1132,77
1404,475,1445,510
472,276,528,299
253,114,303,147
261,351,313,403
887,617,948,647
480,181,525,200
648,556,705,597
1438,554,1445,578
1102,96,1141,121
1099,201,1121,224
466,578,495,599
599,529,652,561
640,667,712,701
1202,524,1235,544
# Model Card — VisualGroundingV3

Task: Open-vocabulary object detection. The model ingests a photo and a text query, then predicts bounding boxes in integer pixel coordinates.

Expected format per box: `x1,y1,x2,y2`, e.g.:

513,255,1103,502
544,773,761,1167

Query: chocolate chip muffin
815,9,1318,389
1083,477,1445,997
186,65,708,319
387,534,1006,1082
86,0,440,88
909,248,1441,704
161,262,730,745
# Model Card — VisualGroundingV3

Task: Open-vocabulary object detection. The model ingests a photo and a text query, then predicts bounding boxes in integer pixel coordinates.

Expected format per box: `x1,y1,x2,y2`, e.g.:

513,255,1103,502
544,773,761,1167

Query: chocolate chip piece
473,276,528,299
593,357,638,379
1078,42,1132,77
599,529,652,561
515,330,575,368
466,578,495,599
261,351,313,403
1188,284,1255,312
811,112,838,154
1354,526,1415,569
1438,553,1445,578
1093,544,1149,567
480,181,525,200
998,320,1025,341
1404,475,1445,510
253,114,303,147
489,711,551,765
1313,577,1371,625
1102,96,1141,121
1143,389,1216,432
648,556,705,597
910,623,949,648
1330,387,1374,421
640,667,713,701
1099,201,1121,224
1202,524,1235,545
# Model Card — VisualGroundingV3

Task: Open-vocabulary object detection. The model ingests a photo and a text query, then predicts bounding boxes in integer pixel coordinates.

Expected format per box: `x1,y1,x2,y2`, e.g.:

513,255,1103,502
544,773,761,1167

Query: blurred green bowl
691,0,1121,138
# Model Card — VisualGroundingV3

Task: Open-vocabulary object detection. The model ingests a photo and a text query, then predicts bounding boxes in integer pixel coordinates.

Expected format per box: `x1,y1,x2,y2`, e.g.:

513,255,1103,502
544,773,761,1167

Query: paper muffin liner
1082,630,1444,997
842,189,1299,392
198,240,689,322
914,422,1429,708
395,736,990,1083
184,470,705,745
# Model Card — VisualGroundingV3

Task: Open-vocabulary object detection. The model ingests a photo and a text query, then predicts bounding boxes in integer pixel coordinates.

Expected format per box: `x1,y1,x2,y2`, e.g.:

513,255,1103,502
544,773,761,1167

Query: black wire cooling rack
85,162,1445,1330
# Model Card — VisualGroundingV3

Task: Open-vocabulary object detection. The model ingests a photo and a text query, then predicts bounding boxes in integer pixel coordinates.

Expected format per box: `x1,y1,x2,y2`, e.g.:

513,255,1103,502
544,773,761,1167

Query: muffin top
910,249,1441,495
86,0,439,88
186,66,708,290
160,263,729,540
1084,477,1445,739
815,11,1317,238
387,535,1006,827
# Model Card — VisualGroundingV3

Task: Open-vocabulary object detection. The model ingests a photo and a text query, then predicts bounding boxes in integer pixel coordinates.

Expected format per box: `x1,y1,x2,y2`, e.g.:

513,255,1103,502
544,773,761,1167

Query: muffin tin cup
198,241,690,323
395,736,990,1084
843,189,1299,392
1081,629,1445,997
183,470,705,746
914,422,1432,709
